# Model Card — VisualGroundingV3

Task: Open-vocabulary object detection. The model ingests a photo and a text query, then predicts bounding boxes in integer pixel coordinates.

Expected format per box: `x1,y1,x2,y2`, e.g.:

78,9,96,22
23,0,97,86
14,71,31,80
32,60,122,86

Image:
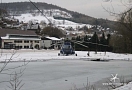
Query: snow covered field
1,49,132,61
0,49,132,90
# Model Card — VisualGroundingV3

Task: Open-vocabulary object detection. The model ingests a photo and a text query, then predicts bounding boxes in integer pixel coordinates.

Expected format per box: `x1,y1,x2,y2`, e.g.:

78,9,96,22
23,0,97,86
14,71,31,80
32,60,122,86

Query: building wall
40,40,63,49
2,39,14,48
43,40,52,49
1,39,40,49
40,40,44,48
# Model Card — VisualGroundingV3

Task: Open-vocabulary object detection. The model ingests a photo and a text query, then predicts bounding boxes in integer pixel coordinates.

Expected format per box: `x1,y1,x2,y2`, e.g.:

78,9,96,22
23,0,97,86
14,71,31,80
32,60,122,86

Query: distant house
39,21,47,30
27,24,41,34
0,29,41,49
41,36,63,49
21,23,28,30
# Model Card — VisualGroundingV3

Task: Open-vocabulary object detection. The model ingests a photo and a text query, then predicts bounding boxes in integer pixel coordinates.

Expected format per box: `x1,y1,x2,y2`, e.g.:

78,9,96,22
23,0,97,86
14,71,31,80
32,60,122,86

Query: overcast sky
1,0,131,20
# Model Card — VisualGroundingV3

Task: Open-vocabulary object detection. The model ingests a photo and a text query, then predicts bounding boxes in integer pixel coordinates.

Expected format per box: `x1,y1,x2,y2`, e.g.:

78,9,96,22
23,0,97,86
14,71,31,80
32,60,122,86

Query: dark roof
0,29,37,37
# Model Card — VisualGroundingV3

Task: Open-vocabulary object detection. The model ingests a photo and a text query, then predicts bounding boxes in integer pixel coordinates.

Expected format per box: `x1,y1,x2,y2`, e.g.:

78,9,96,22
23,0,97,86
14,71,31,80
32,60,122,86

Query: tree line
102,0,132,54
68,32,112,52
109,9,132,53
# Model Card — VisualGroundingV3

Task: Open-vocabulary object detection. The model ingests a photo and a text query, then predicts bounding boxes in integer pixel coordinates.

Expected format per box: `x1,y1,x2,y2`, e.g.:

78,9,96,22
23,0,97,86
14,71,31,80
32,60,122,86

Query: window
4,44,10,49
35,41,39,43
9,35,39,38
52,41,55,44
24,46,29,49
15,46,22,49
24,40,29,43
14,40,22,43
19,46,22,49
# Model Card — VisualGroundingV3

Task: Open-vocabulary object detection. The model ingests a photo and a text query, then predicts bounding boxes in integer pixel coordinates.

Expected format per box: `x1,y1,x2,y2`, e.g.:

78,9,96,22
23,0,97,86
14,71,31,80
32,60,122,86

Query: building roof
1,37,41,40
46,37,61,40
41,36,61,41
0,29,37,37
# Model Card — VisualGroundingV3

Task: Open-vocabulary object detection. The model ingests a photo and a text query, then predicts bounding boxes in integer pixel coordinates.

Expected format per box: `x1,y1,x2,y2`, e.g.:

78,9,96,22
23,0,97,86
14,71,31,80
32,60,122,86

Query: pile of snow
113,82,132,90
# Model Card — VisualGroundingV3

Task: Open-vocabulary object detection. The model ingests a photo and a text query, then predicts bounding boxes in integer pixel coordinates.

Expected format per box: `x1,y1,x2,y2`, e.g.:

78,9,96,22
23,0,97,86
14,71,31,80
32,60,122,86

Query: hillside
1,2,116,29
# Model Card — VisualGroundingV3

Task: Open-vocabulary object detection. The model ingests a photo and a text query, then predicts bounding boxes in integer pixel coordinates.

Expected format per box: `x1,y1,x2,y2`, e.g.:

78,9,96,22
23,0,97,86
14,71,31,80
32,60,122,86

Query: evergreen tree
106,34,112,52
90,32,99,43
100,32,106,44
90,32,99,53
100,32,107,51
84,35,88,41
106,34,111,45
76,36,81,41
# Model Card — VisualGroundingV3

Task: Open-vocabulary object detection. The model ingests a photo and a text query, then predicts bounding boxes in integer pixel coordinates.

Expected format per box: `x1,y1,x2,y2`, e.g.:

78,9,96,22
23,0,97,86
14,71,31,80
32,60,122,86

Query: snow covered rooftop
46,36,61,40
1,36,41,40
1,34,41,40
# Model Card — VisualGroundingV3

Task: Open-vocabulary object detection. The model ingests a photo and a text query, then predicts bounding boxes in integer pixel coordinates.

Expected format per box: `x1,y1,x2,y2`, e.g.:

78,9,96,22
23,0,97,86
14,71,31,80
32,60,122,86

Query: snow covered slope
14,13,91,30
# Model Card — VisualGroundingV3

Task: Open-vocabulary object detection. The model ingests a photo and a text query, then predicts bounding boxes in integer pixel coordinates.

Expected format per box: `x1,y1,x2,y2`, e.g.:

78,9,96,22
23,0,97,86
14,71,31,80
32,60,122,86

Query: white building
0,29,41,49
41,36,63,49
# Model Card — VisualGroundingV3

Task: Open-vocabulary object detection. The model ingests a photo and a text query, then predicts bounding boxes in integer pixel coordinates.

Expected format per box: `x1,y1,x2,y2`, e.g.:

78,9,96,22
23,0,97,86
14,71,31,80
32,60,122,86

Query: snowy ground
113,82,132,90
0,49,132,90
0,49,132,62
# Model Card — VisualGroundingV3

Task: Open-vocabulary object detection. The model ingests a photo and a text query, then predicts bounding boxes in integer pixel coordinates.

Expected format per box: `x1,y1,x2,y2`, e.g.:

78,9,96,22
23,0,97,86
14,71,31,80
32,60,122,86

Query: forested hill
1,2,116,29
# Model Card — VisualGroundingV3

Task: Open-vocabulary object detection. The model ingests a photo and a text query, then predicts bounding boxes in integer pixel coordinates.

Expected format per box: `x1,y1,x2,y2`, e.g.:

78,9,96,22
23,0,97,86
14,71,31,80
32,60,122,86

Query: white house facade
40,37,63,49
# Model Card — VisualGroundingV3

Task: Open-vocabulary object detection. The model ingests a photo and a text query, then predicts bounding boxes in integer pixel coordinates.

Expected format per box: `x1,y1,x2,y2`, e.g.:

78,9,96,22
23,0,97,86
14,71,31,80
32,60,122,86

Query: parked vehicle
58,42,77,56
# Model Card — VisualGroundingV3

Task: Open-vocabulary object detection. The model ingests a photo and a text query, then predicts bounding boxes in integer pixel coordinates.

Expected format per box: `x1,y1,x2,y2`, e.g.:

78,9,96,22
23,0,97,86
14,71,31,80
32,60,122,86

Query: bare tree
0,50,29,89
7,72,25,90
103,0,132,53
